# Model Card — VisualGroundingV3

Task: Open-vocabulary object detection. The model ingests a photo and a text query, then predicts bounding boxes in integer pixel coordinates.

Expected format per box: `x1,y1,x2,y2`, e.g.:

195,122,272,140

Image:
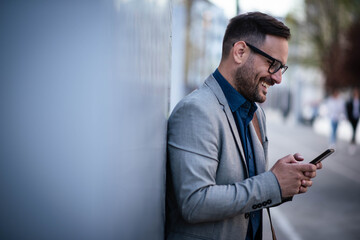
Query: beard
233,56,267,103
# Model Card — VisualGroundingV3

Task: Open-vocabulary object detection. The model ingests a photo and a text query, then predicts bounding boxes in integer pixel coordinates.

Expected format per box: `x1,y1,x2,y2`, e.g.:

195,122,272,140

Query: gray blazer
166,75,282,240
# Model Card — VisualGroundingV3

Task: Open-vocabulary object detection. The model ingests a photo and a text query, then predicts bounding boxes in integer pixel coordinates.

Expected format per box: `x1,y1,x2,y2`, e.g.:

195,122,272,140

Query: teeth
261,82,269,89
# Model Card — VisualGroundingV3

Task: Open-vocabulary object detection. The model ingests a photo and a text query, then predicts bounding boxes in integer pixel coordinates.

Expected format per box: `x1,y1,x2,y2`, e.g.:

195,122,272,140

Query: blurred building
170,0,228,111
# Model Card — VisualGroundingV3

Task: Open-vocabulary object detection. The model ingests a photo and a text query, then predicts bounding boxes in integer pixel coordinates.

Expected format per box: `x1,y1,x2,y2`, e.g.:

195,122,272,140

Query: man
346,88,360,153
327,90,345,147
166,12,322,240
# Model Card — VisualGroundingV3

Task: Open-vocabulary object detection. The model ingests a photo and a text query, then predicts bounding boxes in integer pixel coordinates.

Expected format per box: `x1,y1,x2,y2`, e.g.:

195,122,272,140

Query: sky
210,0,304,19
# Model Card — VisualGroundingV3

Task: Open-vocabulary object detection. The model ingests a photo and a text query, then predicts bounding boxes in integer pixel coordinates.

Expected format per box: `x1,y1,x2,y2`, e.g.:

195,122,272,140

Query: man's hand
293,153,322,192
270,154,317,198
293,152,323,170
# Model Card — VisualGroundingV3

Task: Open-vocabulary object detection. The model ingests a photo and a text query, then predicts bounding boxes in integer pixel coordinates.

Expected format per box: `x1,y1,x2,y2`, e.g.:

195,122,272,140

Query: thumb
283,154,297,164
293,153,304,162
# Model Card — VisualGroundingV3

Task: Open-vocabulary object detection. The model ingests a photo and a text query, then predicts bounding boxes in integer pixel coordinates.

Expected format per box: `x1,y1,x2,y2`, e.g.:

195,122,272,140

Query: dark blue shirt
213,69,262,240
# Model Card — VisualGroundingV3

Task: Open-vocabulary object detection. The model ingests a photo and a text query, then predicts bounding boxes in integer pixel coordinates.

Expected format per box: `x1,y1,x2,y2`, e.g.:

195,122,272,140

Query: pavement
262,110,360,240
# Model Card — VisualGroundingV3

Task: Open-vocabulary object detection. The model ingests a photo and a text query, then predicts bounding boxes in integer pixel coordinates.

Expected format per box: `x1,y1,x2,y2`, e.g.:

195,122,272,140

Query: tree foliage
343,20,360,88
304,0,360,91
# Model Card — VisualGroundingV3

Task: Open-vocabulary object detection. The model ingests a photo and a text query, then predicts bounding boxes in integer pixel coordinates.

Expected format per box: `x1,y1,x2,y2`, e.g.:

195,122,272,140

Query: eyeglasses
233,41,288,74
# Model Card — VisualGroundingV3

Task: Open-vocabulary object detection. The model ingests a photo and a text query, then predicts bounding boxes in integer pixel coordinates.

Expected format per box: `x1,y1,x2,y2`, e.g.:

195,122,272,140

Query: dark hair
222,12,291,59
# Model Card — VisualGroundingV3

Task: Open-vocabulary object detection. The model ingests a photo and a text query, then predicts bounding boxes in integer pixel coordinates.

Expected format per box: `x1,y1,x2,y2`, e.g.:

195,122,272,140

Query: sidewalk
313,116,360,147
263,110,360,240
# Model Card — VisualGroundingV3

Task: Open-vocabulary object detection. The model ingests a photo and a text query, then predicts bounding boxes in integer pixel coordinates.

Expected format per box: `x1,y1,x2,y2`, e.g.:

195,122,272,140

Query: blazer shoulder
170,83,221,117
167,82,224,159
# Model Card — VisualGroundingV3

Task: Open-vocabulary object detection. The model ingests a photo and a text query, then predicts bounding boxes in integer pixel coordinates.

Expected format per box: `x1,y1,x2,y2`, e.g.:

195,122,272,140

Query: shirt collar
213,68,257,118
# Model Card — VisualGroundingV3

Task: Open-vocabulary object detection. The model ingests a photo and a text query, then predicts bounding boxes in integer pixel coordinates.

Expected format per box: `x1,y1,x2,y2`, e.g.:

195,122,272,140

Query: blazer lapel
204,75,248,174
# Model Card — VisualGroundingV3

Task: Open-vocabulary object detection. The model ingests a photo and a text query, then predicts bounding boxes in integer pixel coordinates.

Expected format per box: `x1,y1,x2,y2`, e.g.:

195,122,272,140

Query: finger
301,179,313,187
316,162,323,170
304,171,316,178
296,163,317,172
301,175,311,181
299,186,308,194
293,153,304,162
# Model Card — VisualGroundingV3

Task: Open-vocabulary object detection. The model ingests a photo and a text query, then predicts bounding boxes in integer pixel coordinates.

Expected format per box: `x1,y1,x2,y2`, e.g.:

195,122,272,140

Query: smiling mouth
261,81,270,90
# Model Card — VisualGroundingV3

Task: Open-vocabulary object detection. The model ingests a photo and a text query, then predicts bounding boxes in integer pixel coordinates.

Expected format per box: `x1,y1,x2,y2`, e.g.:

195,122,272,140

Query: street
263,111,360,240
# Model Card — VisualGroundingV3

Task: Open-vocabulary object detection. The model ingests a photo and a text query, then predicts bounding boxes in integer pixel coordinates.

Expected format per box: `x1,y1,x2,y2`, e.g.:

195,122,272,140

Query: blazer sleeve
167,99,282,224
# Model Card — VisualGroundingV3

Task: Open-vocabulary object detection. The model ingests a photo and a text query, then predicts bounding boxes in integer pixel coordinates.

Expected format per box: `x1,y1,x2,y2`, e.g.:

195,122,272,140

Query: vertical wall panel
0,0,171,239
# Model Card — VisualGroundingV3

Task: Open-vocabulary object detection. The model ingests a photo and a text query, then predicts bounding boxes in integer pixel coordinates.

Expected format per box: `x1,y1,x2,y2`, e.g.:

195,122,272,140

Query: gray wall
0,1,171,239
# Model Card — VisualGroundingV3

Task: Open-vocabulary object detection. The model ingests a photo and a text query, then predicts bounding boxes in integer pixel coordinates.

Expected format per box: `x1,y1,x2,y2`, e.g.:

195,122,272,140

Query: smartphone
309,148,335,165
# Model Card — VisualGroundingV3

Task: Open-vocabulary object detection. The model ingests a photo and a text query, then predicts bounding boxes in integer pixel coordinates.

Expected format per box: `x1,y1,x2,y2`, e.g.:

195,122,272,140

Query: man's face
234,35,288,103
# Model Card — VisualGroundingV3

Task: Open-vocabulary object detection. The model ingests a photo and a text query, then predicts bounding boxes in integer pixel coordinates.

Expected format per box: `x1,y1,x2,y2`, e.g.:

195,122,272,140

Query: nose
270,70,282,84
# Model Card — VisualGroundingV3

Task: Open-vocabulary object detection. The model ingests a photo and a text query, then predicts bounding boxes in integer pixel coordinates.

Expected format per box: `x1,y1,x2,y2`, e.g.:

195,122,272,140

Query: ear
232,41,248,64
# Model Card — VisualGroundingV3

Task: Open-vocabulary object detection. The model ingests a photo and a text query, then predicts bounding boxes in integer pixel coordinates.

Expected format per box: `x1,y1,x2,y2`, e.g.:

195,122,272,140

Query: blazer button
252,205,257,209
245,213,250,219
267,199,272,205
262,201,267,206
257,204,262,209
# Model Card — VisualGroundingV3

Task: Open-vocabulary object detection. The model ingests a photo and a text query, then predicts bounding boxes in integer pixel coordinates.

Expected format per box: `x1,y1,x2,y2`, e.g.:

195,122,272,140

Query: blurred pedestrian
279,88,292,122
166,12,321,240
327,89,345,147
346,88,360,154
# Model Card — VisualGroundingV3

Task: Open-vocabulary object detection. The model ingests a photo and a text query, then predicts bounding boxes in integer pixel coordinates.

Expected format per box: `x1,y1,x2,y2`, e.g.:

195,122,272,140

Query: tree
304,0,360,91
343,20,360,88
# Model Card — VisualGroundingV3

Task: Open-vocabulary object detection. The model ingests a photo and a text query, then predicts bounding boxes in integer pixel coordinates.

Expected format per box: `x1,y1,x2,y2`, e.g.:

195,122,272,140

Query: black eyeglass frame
233,41,288,74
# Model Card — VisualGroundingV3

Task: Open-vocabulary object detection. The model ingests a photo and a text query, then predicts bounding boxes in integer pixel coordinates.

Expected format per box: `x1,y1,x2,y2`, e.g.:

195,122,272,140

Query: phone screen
309,149,335,165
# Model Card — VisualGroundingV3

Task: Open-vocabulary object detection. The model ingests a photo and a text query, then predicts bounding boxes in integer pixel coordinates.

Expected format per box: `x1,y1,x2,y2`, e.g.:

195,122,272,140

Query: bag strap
252,112,277,240
266,208,277,240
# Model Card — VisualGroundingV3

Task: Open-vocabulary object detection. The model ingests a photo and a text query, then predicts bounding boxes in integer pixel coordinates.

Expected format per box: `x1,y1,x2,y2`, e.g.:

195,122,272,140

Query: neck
218,63,237,90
